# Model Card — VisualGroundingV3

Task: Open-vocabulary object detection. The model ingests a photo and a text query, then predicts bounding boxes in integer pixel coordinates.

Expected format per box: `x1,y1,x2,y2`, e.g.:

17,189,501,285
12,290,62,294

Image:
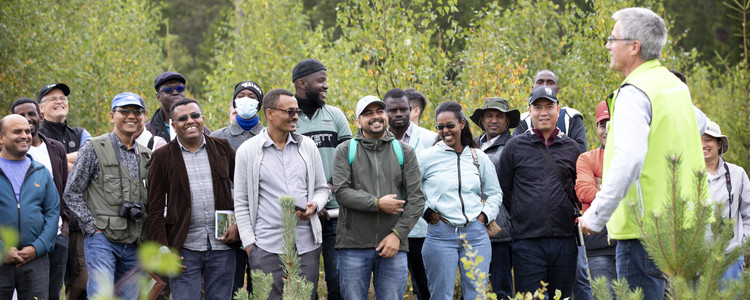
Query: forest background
2,0,749,171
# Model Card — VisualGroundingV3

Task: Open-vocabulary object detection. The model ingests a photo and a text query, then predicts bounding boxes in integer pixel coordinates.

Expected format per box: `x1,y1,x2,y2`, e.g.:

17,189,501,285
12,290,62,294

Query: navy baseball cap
154,71,186,91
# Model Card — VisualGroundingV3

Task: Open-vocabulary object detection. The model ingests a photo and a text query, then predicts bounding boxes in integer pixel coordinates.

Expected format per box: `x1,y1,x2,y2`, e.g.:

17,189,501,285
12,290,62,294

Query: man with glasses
146,71,210,142
292,58,352,300
63,92,151,299
10,98,70,300
148,98,240,299
234,88,330,299
579,8,707,300
36,82,92,300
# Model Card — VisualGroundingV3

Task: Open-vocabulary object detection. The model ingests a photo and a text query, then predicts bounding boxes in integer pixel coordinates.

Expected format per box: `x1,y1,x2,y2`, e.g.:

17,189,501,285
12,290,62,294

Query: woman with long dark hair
417,101,503,299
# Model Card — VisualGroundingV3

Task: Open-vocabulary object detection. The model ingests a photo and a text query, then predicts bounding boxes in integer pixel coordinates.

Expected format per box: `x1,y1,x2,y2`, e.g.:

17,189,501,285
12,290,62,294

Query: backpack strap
348,139,357,164
391,139,404,169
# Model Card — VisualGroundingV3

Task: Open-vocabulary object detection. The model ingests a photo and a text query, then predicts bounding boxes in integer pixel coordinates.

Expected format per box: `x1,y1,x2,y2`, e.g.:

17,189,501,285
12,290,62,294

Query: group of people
1,6,749,300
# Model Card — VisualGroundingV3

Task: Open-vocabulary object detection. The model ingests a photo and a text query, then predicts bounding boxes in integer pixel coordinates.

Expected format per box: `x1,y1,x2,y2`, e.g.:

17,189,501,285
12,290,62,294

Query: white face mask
235,97,259,119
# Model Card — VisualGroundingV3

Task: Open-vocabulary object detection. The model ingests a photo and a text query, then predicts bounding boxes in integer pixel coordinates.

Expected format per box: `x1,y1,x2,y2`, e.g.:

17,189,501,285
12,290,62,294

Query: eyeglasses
435,123,457,131
176,112,202,122
41,96,67,103
606,36,633,45
269,108,303,118
159,86,186,94
115,108,145,117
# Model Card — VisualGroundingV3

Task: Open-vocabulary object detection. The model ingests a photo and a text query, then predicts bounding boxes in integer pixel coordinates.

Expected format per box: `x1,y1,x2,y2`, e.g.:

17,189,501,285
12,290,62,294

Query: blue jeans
616,239,665,300
721,256,744,287
489,241,513,299
49,234,69,300
323,217,341,300
574,245,593,300
407,237,430,300
170,248,235,300
587,255,616,295
512,237,577,298
84,232,139,300
337,249,408,300
422,221,491,300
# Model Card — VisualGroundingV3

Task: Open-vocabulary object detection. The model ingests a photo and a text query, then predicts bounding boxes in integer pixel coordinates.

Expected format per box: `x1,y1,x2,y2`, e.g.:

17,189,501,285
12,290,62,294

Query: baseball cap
37,83,70,102
595,100,610,123
355,95,386,117
154,71,186,91
111,92,146,110
704,119,729,154
528,86,558,104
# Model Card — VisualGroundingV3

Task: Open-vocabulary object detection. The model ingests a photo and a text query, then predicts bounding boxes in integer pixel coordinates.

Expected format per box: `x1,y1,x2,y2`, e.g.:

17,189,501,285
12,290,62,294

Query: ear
355,118,362,129
109,111,116,123
630,40,641,56
460,118,466,130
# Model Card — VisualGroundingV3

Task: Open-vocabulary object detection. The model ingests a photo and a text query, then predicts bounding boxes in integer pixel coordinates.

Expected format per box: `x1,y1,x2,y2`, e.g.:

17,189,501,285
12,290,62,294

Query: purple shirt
0,156,32,202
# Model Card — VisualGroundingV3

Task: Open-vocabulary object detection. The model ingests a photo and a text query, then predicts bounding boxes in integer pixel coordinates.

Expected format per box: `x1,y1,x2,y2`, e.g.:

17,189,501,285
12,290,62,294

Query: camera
119,202,144,223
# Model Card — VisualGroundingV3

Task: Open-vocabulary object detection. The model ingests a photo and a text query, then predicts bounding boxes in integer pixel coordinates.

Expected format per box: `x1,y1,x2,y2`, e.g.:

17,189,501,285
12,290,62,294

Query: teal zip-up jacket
418,141,502,226
333,131,424,252
0,156,60,257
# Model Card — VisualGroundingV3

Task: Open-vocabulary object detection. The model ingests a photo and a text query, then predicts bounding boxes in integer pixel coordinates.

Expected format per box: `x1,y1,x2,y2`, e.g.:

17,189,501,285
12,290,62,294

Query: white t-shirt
26,140,62,234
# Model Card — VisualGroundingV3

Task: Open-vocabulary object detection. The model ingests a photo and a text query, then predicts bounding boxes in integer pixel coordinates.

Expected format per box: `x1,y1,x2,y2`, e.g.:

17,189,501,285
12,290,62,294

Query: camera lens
130,209,144,223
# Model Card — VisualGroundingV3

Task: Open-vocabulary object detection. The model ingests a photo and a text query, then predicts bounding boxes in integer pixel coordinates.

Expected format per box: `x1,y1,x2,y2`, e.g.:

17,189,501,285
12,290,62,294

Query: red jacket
575,147,604,213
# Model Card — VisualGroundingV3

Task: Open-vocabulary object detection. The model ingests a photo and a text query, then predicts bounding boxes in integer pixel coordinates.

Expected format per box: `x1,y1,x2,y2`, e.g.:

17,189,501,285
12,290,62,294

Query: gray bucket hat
470,97,520,131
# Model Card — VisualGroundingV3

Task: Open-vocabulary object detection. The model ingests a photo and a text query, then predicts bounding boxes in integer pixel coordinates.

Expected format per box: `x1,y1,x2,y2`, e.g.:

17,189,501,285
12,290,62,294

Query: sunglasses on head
115,108,145,117
160,86,186,94
435,123,457,131
176,112,202,122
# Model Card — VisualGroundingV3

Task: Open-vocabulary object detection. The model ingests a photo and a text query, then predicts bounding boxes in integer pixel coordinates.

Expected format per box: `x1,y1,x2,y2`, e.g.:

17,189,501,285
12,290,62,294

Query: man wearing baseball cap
36,82,92,300
469,97,519,299
332,96,424,299
498,86,582,297
292,58,352,299
64,92,151,299
146,71,210,142
574,99,617,294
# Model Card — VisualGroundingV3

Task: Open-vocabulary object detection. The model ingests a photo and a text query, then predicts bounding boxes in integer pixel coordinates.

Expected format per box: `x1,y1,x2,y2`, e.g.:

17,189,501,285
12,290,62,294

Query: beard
305,88,325,107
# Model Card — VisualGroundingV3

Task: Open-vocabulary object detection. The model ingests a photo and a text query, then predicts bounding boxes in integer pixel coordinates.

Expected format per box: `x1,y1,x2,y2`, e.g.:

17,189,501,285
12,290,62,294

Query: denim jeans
407,237,430,300
84,232,139,300
323,217,341,300
616,239,665,300
574,245,593,300
587,255,616,295
489,241,513,299
512,237,577,298
170,248,236,300
232,248,252,294
422,221,491,300
721,256,744,288
337,248,408,300
49,234,69,300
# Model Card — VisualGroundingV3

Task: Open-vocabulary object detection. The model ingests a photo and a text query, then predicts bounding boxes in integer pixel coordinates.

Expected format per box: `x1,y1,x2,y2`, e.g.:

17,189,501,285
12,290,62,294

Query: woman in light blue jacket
418,101,503,299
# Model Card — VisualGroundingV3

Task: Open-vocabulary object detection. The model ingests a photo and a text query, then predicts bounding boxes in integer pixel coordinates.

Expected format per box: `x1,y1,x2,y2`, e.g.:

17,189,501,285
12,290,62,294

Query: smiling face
302,70,329,104
701,134,720,162
110,105,145,138
0,115,32,160
529,98,560,134
597,120,608,146
39,88,69,123
436,111,464,152
12,102,41,137
356,103,388,140
481,109,508,140
171,102,204,145
385,96,411,131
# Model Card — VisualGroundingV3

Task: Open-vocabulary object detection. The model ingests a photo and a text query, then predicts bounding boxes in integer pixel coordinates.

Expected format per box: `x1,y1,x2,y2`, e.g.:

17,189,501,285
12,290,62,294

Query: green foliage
137,241,182,277
0,0,166,136
232,269,273,300
0,226,19,262
278,195,314,299
458,234,493,300
202,0,323,129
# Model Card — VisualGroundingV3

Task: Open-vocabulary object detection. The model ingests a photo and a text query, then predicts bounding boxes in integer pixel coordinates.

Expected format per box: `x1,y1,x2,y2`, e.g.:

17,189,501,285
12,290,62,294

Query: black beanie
233,81,263,103
292,59,326,82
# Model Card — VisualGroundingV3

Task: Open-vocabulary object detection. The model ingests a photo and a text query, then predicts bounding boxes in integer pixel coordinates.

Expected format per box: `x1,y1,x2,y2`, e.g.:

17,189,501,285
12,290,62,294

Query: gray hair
612,7,667,61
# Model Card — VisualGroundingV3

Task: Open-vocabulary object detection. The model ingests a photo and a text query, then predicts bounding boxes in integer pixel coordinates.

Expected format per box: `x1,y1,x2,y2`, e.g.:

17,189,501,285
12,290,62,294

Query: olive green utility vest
85,133,151,244
604,59,708,240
